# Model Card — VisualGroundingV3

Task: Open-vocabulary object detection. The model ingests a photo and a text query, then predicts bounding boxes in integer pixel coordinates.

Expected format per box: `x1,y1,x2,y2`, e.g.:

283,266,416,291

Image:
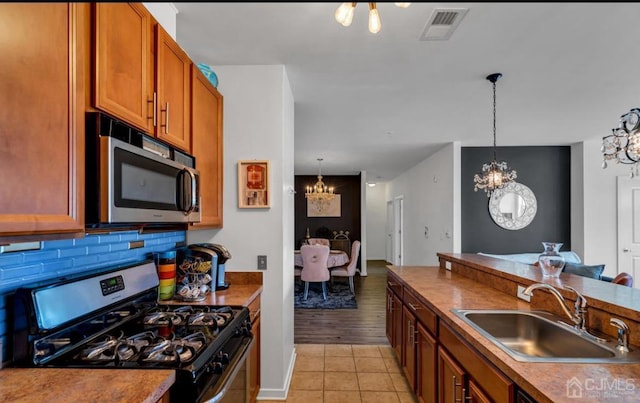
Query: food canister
154,251,176,300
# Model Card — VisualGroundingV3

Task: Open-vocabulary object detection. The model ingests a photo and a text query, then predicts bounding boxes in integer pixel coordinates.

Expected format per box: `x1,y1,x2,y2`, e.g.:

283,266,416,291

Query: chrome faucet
610,318,631,352
522,283,588,331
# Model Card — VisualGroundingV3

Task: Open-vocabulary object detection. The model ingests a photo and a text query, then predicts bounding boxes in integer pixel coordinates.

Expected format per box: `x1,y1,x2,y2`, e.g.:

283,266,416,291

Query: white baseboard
256,347,296,400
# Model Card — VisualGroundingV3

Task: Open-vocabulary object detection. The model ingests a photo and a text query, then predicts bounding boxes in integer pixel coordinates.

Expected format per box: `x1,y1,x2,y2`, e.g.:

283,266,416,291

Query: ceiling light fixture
602,108,640,177
305,158,336,212
473,73,517,197
334,3,410,34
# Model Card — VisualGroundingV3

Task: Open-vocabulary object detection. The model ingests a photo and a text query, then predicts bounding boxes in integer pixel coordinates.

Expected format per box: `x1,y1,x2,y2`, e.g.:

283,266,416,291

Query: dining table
294,249,349,269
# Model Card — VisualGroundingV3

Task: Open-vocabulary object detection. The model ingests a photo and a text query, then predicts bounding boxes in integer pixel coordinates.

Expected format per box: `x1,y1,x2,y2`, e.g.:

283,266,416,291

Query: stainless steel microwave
86,112,201,225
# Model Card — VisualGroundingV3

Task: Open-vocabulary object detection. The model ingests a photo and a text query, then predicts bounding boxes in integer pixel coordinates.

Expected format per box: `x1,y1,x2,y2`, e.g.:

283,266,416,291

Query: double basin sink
451,309,640,363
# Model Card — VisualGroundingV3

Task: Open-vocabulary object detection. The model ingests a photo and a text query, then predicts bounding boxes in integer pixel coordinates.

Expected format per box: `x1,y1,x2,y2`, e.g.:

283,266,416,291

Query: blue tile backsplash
0,230,185,365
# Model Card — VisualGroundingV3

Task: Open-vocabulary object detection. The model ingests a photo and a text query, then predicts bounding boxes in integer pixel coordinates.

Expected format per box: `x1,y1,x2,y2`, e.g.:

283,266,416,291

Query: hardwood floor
294,260,389,345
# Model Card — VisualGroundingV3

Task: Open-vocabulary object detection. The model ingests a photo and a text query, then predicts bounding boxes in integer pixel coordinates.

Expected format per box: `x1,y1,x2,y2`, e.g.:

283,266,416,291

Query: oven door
201,336,254,403
102,136,201,224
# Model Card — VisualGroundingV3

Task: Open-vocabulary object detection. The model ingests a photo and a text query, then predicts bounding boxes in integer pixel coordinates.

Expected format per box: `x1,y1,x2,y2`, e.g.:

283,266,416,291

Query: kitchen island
387,253,640,402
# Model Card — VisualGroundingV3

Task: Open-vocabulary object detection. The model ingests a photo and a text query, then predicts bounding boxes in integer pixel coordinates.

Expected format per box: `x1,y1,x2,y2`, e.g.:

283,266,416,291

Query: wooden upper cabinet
155,24,191,152
93,3,154,133
190,66,224,228
0,3,86,239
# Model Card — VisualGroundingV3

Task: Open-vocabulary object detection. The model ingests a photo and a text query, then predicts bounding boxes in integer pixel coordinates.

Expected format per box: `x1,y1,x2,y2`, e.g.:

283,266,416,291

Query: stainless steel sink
451,309,640,363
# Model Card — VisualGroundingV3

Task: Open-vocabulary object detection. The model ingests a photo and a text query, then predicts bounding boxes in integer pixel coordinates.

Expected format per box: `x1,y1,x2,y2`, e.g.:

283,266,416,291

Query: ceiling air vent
420,8,468,41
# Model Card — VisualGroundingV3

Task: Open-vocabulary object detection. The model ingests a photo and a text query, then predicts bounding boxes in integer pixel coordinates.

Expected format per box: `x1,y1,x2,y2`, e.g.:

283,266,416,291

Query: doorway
617,176,640,287
392,196,404,266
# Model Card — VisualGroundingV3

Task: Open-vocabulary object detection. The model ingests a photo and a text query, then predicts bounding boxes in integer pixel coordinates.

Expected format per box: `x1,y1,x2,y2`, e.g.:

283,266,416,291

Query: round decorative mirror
488,182,537,230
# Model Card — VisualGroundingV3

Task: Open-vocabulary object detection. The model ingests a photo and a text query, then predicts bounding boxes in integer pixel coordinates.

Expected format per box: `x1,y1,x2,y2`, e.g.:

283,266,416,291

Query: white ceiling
174,2,640,181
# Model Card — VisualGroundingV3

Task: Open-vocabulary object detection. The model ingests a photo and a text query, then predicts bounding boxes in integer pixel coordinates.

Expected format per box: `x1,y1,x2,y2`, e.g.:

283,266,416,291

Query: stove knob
210,361,224,374
218,351,230,364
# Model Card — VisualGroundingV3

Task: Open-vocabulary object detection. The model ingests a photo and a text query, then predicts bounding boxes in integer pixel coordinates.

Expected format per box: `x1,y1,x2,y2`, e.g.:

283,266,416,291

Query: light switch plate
517,285,531,302
257,255,267,270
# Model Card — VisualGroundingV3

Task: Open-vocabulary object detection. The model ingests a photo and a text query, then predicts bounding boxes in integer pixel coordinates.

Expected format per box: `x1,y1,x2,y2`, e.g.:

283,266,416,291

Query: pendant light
305,158,336,213
334,3,410,34
473,73,517,196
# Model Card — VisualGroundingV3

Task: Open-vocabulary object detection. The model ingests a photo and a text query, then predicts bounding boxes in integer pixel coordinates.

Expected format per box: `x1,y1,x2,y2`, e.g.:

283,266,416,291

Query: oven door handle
202,335,254,403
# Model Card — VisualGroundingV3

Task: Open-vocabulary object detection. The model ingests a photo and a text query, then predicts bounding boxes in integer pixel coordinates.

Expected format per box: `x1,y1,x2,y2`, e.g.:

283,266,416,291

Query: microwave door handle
181,168,197,215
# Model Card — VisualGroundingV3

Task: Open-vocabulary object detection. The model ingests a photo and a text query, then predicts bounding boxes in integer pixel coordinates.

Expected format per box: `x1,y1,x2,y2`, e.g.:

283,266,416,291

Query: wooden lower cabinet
247,295,261,402
416,322,437,403
387,273,527,403
386,282,403,360
438,321,515,402
438,346,466,403
402,305,417,391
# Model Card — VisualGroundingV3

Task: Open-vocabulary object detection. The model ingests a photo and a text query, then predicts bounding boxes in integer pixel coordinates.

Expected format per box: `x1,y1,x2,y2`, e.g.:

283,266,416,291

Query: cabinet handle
453,375,463,403
162,102,170,134
388,281,397,286
408,302,422,311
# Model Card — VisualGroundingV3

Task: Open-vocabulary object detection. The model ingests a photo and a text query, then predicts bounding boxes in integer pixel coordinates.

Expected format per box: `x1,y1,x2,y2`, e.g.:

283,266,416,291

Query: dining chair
307,238,330,247
330,240,361,294
612,272,634,287
300,244,331,300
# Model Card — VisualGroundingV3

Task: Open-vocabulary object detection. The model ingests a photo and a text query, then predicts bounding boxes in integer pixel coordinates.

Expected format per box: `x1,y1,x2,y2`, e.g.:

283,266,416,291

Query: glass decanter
537,242,566,278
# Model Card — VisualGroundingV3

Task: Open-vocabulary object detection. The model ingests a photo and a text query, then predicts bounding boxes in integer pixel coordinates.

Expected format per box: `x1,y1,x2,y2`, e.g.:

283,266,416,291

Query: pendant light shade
473,73,517,196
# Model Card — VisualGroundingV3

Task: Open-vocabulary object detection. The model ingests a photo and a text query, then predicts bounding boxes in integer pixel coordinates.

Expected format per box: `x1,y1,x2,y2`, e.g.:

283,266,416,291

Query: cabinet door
94,3,154,133
468,379,492,403
438,346,467,403
392,291,403,359
402,305,417,391
190,66,223,228
0,3,85,239
416,323,437,403
386,287,394,344
248,314,261,402
155,24,191,152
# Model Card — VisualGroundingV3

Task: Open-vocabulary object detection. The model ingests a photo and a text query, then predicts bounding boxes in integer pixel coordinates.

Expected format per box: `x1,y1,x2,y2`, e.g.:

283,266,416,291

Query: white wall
575,138,628,277
187,65,295,400
143,3,177,39
386,143,461,265
365,183,388,260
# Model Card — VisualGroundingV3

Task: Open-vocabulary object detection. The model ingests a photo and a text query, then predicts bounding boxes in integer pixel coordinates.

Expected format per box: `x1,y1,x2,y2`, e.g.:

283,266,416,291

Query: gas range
12,260,253,403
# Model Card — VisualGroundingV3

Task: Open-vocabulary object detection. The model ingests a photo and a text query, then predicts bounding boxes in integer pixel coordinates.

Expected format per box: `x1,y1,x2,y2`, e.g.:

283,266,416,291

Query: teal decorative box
196,63,218,88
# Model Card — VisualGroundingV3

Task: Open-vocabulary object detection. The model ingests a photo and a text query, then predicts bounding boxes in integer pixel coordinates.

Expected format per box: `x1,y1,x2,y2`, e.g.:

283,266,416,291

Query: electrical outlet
517,285,531,302
445,261,452,271
257,255,267,270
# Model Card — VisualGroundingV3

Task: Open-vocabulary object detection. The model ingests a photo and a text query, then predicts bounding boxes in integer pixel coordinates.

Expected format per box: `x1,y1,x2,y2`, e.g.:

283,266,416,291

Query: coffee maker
188,243,231,290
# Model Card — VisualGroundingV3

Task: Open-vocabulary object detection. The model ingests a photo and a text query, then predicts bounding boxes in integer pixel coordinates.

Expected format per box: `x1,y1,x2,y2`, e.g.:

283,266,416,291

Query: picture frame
238,160,270,208
307,194,341,217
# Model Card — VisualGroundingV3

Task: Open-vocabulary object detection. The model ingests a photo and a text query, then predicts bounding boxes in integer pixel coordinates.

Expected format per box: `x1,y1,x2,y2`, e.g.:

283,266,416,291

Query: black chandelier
473,73,517,197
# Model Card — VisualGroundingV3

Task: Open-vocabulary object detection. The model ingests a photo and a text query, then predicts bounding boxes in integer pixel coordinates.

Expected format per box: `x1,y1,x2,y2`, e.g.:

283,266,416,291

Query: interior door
393,196,404,266
386,201,393,263
617,176,640,288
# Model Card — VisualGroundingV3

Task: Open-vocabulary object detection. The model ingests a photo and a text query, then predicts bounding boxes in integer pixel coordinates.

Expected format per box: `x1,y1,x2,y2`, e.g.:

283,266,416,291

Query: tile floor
260,344,418,403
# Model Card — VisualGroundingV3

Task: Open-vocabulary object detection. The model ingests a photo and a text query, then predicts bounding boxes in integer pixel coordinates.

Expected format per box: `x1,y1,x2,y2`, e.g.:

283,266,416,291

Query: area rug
294,281,357,309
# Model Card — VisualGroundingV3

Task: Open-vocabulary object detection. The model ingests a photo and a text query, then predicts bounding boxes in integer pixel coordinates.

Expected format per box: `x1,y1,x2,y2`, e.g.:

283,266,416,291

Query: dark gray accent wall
294,175,361,249
461,146,571,254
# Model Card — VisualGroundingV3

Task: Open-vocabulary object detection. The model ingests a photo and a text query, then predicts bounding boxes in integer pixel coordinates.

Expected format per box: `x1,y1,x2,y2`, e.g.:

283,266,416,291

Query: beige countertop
0,368,175,403
388,265,640,403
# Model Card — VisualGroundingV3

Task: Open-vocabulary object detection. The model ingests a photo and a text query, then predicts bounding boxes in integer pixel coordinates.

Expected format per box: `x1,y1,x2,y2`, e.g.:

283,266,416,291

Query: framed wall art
307,194,341,217
238,160,270,208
